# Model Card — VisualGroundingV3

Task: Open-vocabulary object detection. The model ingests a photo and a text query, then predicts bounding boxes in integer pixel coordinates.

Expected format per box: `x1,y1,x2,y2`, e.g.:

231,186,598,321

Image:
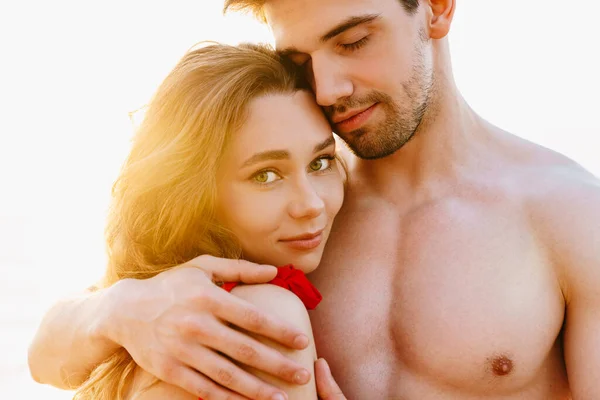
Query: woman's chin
287,252,323,274
293,262,318,274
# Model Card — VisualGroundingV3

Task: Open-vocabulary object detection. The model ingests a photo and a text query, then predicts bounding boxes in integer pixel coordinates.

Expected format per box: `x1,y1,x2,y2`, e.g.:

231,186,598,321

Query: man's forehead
264,0,320,49
264,0,381,49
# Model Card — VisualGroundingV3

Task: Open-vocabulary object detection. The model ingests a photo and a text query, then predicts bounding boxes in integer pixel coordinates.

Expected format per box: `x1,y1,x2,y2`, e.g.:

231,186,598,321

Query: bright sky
1,1,599,398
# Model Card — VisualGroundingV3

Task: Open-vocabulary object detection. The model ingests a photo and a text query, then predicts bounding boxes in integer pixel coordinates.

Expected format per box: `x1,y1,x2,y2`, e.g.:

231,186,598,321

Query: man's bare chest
309,198,566,397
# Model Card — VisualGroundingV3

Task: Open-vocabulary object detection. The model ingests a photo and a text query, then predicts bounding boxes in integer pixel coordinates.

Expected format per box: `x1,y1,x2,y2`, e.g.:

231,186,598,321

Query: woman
73,42,345,400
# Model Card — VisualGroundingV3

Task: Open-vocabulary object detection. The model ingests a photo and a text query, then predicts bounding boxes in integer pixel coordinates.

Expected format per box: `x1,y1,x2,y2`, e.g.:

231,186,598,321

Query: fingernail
271,393,286,400
293,334,309,348
294,368,310,384
320,358,331,374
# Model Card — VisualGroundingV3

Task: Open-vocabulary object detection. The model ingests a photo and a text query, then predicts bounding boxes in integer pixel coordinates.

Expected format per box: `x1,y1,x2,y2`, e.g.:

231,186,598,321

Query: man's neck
352,86,497,203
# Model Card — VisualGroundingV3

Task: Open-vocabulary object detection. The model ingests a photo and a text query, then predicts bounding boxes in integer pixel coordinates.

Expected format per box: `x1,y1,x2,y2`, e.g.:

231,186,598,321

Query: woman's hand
101,255,312,400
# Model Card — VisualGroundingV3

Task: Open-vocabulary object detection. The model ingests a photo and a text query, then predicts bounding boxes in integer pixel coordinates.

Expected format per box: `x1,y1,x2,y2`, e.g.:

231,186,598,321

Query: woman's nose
288,178,325,220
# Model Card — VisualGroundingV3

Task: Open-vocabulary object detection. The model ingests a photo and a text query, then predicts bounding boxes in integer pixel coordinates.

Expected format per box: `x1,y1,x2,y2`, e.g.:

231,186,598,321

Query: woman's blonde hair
73,42,308,400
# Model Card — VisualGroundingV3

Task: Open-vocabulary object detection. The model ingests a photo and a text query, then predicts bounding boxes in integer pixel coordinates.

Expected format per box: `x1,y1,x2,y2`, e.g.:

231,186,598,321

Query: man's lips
331,105,372,124
332,103,378,132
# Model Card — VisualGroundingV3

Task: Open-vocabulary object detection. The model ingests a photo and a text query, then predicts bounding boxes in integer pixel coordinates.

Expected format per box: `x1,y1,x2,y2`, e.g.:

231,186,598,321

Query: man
28,0,600,399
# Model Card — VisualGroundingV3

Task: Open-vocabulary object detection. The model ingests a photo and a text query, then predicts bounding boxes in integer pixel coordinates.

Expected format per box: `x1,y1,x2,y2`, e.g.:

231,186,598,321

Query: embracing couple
29,1,600,399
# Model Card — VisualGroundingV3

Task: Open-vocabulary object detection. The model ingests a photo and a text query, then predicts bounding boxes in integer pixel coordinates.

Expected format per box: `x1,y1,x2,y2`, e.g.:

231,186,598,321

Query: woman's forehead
227,92,331,158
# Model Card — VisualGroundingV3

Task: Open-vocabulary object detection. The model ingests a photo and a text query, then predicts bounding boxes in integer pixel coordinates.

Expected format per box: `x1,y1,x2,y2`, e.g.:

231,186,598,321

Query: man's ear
426,0,456,39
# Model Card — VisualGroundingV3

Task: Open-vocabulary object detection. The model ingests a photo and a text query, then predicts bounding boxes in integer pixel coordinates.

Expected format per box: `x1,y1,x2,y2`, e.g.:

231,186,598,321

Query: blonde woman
73,43,345,400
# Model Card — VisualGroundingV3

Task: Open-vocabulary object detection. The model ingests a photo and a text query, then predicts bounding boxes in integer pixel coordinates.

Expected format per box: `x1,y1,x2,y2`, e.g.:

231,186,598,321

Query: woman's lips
279,232,323,250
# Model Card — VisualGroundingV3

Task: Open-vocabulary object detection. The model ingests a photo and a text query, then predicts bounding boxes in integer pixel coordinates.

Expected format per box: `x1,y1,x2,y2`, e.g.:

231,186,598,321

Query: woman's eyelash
249,154,336,184
341,36,369,51
315,155,336,172
315,154,335,163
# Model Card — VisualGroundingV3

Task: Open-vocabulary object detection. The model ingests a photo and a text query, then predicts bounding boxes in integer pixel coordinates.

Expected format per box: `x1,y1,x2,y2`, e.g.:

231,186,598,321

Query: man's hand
315,358,346,399
100,255,311,400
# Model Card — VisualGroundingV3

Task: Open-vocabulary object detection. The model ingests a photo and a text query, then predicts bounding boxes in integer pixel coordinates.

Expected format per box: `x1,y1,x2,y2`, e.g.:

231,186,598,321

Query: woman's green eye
255,171,268,183
310,157,331,172
253,170,279,184
310,159,323,171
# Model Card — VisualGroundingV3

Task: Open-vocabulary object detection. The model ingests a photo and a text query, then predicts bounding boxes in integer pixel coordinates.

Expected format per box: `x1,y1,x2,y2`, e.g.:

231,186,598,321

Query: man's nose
311,55,353,107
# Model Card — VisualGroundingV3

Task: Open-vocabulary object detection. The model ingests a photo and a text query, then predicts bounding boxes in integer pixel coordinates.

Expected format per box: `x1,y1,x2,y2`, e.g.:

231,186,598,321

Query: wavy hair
73,42,308,400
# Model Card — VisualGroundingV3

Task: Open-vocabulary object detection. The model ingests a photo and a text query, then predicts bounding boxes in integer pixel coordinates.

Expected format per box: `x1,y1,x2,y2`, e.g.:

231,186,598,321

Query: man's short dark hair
399,0,419,14
224,0,420,23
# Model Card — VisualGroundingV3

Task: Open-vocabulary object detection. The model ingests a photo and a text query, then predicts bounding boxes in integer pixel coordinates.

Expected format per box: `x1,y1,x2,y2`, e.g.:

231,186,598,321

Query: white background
0,1,598,398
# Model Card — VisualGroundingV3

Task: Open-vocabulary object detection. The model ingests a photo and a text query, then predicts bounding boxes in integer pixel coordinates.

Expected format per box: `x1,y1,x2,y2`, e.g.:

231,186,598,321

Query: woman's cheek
320,174,345,214
235,191,282,233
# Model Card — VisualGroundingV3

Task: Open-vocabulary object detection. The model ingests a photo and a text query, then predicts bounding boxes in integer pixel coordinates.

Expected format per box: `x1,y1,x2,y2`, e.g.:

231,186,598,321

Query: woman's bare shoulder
230,284,318,398
230,283,311,326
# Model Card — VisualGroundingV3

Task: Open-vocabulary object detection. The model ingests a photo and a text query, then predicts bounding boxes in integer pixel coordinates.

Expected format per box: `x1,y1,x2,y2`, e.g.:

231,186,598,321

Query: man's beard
325,41,434,160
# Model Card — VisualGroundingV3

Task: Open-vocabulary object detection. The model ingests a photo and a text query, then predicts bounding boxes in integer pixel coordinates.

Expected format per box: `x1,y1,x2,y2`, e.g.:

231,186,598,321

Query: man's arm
131,284,322,400
561,179,600,399
28,286,121,388
27,256,312,400
534,168,600,399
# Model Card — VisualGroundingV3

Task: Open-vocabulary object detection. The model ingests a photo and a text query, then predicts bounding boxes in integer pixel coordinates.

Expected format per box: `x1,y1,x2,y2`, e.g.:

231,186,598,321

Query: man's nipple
489,355,514,376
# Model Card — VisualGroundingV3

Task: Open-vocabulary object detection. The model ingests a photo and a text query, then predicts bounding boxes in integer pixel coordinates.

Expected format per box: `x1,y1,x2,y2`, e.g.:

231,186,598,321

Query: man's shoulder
522,155,599,209
518,149,599,254
501,133,599,203
516,144,598,221
514,149,600,298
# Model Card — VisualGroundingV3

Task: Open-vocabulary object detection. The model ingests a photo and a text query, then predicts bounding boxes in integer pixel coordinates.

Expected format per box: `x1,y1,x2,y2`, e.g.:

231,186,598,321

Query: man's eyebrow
276,13,381,57
241,150,290,168
320,14,381,43
314,136,336,153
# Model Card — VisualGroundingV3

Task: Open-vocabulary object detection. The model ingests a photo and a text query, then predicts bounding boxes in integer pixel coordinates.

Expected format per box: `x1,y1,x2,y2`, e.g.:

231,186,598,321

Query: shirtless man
28,0,600,399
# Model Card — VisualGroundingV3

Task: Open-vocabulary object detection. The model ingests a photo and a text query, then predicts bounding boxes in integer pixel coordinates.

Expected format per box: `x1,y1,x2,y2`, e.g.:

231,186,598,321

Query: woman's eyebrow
241,150,290,168
313,136,335,153
241,137,335,168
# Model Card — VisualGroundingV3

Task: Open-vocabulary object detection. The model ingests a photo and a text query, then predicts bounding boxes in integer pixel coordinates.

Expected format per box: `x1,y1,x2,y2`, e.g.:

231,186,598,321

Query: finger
315,358,345,400
186,345,289,400
162,364,249,400
202,321,310,386
210,289,309,350
186,255,277,283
